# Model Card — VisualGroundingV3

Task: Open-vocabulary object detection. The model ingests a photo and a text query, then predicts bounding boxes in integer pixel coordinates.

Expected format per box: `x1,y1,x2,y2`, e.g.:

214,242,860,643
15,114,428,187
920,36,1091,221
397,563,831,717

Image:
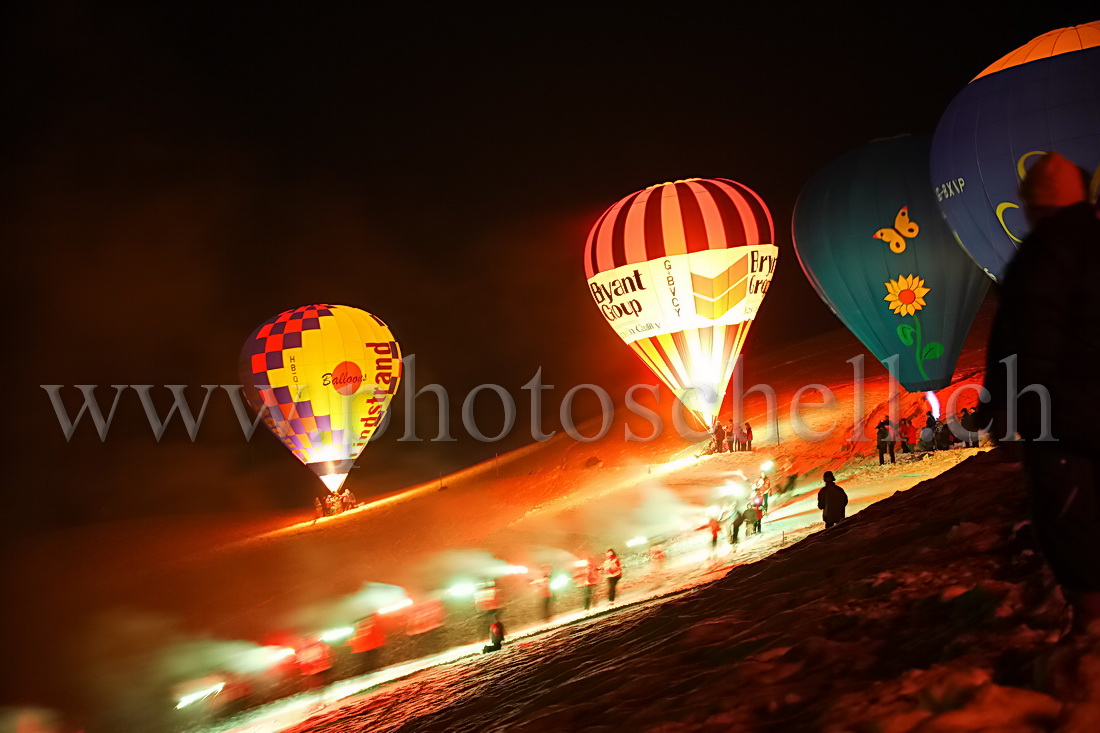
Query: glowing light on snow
760,460,775,472
706,505,721,517
574,560,589,567
448,583,477,598
377,598,413,615
925,391,941,419
269,648,296,663
550,574,569,590
718,481,745,498
319,627,354,643
651,456,697,476
625,536,648,547
501,565,528,575
176,682,225,709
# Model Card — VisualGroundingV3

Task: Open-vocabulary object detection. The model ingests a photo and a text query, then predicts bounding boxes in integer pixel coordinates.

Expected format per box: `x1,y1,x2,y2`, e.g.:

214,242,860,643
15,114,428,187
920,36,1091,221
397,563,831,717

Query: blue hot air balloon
931,22,1100,282
792,135,990,392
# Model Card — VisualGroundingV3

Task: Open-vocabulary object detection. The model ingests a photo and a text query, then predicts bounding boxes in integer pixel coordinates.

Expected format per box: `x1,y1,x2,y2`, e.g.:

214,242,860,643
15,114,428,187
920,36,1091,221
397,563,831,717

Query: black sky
5,2,1095,532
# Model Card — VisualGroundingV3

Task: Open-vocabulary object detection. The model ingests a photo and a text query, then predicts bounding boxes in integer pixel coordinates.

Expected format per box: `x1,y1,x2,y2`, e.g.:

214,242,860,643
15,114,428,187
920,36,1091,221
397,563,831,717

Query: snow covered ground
201,446,999,733
234,447,1100,732
4,314,1007,731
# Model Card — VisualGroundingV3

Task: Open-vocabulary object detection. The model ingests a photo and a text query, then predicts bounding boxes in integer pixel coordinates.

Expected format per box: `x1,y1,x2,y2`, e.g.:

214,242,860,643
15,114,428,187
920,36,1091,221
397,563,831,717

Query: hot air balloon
584,178,778,426
239,304,401,493
792,135,990,392
931,21,1100,282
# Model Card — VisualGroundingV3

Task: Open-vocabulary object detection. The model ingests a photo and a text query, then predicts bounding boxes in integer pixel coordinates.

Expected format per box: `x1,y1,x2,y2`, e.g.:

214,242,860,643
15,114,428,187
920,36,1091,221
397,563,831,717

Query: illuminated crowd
172,457,784,724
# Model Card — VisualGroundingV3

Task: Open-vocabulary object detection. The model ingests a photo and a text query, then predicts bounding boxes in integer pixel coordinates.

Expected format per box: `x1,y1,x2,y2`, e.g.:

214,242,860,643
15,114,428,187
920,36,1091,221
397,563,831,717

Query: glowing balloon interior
931,22,1100,282
240,304,401,492
584,178,777,426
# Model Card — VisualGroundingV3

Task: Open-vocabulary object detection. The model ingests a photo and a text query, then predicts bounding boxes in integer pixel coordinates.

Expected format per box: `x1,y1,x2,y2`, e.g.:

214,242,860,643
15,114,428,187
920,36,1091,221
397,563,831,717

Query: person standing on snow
740,504,758,537
713,419,726,453
934,419,953,450
875,417,896,465
898,418,916,454
574,558,601,610
958,407,979,448
349,613,386,675
817,471,848,529
982,152,1100,638
729,504,746,545
698,516,722,557
531,566,553,621
604,549,622,603
744,422,754,451
750,500,764,534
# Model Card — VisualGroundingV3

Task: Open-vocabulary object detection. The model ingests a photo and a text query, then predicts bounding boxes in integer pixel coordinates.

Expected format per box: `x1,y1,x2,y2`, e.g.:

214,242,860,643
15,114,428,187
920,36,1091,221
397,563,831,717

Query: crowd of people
709,419,754,454
873,407,984,465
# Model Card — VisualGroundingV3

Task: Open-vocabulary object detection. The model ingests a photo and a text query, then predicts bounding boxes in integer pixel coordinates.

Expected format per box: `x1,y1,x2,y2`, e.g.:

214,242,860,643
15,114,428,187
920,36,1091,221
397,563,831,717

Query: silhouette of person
817,471,848,529
982,152,1100,638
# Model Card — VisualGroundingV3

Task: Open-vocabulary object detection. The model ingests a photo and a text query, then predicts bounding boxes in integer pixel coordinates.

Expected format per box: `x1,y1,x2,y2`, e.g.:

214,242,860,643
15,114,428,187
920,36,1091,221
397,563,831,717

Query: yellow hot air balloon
584,179,777,426
239,304,401,493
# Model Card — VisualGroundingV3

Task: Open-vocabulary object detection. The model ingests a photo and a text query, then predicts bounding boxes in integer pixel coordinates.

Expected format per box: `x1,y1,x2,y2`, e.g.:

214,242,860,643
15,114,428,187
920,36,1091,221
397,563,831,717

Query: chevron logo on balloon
691,255,750,319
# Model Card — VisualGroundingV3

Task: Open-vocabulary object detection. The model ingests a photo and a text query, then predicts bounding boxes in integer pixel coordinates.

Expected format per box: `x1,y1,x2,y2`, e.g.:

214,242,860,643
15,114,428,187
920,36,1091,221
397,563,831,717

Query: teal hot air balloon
792,135,990,392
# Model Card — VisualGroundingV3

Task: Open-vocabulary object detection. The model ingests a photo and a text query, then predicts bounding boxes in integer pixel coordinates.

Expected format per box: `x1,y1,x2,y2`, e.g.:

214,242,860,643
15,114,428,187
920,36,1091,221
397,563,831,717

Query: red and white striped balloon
584,178,777,426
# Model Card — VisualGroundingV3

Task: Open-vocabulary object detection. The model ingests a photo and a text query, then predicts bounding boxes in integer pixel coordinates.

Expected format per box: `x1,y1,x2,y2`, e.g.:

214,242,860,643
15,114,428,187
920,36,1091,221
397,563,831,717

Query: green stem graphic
912,314,928,381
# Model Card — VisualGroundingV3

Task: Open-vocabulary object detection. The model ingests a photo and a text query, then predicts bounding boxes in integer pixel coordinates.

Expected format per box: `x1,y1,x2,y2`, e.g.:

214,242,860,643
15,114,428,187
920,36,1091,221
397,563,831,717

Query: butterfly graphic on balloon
873,206,919,253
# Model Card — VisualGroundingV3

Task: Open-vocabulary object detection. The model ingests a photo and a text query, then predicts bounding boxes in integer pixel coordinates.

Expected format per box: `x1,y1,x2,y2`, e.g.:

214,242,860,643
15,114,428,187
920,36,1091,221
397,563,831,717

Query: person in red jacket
697,517,721,557
296,637,333,690
898,418,916,454
482,614,506,653
604,549,623,603
349,614,386,675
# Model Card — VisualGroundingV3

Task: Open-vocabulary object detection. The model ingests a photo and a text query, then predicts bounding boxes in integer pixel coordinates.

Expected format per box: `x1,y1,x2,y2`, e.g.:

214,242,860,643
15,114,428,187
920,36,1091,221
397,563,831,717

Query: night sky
5,2,1094,533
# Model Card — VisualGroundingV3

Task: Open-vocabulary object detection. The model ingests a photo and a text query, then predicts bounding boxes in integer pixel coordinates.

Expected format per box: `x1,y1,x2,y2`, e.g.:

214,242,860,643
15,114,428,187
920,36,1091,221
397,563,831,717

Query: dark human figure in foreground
876,418,896,465
604,549,622,603
744,422,754,451
482,614,505,653
817,471,848,529
983,152,1100,638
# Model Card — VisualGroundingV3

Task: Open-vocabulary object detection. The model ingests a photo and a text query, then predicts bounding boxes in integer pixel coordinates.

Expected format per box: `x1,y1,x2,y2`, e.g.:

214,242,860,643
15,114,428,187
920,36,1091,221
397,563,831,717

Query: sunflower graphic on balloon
884,274,943,380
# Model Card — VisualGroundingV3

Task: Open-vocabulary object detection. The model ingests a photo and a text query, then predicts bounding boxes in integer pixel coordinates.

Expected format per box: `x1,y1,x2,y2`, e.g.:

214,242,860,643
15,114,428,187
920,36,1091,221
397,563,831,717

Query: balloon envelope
584,178,777,425
931,22,1100,282
792,136,990,392
240,304,401,492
